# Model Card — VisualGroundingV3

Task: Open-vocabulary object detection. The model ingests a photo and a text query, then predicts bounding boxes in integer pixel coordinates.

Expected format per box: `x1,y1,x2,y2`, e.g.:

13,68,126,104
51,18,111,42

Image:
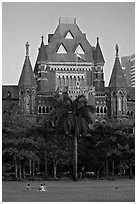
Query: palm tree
50,92,95,181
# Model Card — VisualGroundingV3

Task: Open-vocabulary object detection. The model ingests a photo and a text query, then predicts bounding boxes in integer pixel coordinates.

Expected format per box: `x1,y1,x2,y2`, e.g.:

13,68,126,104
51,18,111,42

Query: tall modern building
130,54,135,87
121,53,135,87
2,18,135,125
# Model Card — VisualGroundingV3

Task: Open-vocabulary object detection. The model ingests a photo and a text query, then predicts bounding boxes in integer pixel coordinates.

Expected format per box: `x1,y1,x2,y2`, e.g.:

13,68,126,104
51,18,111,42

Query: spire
115,44,119,58
94,37,105,64
18,42,37,87
37,36,48,64
109,44,127,88
25,42,29,57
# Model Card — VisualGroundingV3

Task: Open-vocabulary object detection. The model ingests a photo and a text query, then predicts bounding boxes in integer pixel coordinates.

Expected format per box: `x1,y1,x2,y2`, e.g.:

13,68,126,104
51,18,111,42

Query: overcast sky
2,2,135,86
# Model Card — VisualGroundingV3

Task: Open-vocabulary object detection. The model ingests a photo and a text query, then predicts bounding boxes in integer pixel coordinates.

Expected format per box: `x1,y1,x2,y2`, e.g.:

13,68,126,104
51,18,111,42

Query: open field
2,179,135,202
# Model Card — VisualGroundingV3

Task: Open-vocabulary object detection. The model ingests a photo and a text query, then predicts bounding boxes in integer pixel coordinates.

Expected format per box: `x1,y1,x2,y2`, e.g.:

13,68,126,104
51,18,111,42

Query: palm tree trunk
73,133,78,181
45,150,48,178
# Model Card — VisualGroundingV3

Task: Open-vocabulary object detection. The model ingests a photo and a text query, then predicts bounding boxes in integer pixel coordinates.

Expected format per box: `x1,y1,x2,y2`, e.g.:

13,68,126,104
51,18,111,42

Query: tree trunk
73,133,78,181
45,150,48,178
14,158,18,179
129,163,133,179
19,161,22,180
112,160,115,178
29,159,32,175
32,160,35,176
53,161,57,179
105,158,109,177
23,162,25,179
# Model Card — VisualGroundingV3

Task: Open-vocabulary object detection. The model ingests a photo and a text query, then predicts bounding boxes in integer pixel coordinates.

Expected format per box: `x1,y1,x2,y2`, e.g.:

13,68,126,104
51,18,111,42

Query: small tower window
65,30,74,39
57,43,67,54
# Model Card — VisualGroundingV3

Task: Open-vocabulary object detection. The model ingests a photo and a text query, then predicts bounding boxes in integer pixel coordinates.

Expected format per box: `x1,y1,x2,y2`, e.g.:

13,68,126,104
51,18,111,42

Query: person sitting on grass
23,184,31,192
37,184,46,192
43,183,48,191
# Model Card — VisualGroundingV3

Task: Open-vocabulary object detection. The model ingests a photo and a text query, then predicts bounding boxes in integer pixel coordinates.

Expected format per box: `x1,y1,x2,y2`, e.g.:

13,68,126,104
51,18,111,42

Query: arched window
25,95,30,114
118,97,122,111
96,106,99,114
123,96,127,113
104,106,107,114
117,90,123,112
130,110,133,117
46,106,49,113
20,90,23,95
31,94,35,113
127,110,129,115
58,75,61,87
62,75,65,87
100,106,103,114
74,76,76,86
43,106,45,114
19,90,24,113
38,106,41,114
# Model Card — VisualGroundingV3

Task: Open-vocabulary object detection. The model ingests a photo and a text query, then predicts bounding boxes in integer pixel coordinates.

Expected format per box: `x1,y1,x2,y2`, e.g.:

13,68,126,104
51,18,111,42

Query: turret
18,42,37,115
34,36,48,92
108,44,127,118
93,37,105,92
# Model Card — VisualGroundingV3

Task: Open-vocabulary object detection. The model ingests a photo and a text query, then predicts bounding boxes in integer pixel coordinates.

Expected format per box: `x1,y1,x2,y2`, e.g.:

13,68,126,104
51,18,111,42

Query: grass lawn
2,179,135,202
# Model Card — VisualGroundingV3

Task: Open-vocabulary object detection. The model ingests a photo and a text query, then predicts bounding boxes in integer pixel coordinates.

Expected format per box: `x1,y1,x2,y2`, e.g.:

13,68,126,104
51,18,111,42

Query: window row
38,106,52,114
127,110,134,117
96,106,107,115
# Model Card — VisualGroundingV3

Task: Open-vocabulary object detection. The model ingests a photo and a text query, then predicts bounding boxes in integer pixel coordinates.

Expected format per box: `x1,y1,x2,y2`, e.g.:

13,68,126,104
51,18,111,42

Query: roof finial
25,42,29,57
41,35,44,42
116,44,119,58
97,37,99,43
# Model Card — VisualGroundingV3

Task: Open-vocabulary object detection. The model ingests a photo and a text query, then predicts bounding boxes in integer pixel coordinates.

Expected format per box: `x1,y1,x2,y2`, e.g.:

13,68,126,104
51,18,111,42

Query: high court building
2,18,135,125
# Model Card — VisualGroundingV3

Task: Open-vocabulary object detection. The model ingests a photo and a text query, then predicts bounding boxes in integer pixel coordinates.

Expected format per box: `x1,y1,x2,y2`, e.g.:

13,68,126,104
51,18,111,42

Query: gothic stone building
2,18,135,125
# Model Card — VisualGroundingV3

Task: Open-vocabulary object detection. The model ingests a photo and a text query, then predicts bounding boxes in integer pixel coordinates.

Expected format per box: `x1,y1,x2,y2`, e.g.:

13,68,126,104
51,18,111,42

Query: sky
2,2,135,86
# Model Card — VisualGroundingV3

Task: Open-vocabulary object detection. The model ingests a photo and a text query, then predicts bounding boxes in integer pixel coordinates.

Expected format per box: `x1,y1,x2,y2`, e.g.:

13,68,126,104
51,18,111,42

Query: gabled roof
18,56,37,87
94,37,105,64
109,44,127,88
45,19,95,62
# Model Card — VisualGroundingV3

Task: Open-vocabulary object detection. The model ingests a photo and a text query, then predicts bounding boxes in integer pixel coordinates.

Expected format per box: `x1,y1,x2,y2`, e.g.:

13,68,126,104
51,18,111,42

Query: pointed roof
18,42,36,87
94,37,105,64
34,36,48,75
45,18,95,62
37,36,48,63
109,44,127,88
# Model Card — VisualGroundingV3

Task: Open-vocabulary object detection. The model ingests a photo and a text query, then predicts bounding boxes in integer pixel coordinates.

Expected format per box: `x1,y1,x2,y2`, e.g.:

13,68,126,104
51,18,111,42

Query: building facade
121,53,135,88
2,18,135,125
